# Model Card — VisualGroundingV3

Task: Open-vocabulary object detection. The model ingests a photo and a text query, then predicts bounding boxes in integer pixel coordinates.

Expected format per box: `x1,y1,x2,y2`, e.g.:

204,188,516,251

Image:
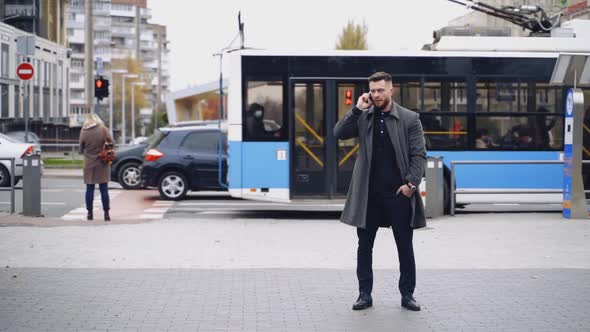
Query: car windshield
0,133,21,143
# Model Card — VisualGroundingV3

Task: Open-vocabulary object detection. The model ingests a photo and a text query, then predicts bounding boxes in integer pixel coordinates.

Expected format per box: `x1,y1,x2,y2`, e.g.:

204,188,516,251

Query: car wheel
0,165,10,187
118,162,142,190
158,171,188,200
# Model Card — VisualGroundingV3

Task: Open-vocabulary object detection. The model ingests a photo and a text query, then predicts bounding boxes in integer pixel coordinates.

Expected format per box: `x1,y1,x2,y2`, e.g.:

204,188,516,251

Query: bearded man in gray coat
334,72,427,312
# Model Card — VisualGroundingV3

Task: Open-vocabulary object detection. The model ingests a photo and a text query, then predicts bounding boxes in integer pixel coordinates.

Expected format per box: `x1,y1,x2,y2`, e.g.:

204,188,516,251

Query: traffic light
94,76,110,101
344,89,353,106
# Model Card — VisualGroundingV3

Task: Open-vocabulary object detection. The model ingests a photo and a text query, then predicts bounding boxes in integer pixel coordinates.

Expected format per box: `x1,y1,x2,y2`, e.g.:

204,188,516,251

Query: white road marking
140,214,163,219
143,208,169,213
61,191,121,220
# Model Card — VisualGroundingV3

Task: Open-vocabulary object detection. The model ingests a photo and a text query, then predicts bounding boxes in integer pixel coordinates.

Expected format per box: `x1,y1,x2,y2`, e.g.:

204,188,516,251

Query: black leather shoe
352,293,373,310
87,211,93,221
104,210,111,222
401,295,421,311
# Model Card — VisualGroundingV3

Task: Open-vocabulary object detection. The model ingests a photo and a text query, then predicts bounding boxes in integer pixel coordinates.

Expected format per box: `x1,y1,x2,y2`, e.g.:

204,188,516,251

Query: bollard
23,155,42,217
425,156,444,218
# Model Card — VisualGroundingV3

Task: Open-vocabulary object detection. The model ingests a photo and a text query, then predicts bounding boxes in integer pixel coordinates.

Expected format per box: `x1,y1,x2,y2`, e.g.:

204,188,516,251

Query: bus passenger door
335,83,367,196
290,80,367,199
291,82,328,197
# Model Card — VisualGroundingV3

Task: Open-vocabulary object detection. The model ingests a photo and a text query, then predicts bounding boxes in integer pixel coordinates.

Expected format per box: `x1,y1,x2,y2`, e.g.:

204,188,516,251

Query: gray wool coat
333,102,427,229
79,124,112,185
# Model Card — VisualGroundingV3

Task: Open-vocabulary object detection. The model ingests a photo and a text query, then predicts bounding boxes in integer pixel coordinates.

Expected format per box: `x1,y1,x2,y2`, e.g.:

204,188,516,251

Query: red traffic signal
94,76,109,100
344,89,353,105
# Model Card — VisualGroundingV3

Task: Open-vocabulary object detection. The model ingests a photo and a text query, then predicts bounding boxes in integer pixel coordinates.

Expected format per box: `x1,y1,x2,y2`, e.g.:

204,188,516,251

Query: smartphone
367,93,374,105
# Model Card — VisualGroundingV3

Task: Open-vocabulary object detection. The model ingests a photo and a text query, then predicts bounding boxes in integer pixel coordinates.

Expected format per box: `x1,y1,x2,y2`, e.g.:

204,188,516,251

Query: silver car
0,133,39,187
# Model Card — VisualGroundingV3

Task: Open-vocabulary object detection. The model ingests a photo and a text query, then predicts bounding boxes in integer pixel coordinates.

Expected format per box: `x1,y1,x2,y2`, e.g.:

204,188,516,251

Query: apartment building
66,0,170,133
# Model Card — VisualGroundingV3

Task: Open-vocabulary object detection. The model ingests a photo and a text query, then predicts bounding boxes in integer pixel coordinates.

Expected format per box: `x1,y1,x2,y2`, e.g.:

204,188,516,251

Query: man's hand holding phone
356,93,373,110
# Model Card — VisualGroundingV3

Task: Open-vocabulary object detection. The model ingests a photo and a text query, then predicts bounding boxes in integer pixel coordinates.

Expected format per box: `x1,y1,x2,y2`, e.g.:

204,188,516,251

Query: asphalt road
0,177,566,221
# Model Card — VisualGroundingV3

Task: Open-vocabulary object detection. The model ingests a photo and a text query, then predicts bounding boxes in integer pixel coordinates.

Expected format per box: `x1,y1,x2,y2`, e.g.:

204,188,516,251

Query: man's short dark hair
368,72,392,83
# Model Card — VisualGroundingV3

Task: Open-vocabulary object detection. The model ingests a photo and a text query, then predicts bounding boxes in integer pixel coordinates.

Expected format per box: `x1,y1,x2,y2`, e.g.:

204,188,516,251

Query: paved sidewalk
1,268,588,332
0,213,589,331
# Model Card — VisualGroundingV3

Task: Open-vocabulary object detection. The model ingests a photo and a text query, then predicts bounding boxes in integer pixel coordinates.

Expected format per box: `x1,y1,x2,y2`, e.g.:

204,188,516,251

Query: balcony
67,21,84,29
111,48,133,59
111,26,135,37
70,79,85,89
141,8,152,19
140,41,157,49
111,8,135,18
144,60,158,69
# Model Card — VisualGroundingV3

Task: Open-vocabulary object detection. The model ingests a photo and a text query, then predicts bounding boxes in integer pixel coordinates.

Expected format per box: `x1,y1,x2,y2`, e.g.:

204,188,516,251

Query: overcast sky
149,0,471,91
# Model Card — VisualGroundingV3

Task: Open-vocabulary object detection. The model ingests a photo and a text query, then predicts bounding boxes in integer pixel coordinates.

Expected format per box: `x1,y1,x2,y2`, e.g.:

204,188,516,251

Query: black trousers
357,194,415,297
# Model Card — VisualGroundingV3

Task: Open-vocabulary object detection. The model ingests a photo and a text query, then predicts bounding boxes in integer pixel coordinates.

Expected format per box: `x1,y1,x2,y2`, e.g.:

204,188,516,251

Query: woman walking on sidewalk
79,113,113,221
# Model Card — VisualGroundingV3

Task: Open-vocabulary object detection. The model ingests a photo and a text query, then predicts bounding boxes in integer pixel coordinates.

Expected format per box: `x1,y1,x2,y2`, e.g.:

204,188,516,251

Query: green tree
147,107,169,134
335,20,368,50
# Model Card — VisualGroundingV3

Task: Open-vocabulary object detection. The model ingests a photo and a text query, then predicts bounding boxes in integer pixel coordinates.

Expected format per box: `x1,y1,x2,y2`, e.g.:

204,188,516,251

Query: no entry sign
17,63,34,80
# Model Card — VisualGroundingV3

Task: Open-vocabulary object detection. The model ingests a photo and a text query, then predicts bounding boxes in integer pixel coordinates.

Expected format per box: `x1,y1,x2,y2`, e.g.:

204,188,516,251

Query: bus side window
244,80,285,141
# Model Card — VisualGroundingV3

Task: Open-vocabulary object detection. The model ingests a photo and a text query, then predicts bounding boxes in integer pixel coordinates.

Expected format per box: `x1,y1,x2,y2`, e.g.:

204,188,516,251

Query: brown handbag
98,127,116,165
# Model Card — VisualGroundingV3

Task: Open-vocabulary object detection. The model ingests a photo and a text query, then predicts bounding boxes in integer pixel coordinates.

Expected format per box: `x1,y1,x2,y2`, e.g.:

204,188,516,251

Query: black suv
140,123,227,200
110,134,161,189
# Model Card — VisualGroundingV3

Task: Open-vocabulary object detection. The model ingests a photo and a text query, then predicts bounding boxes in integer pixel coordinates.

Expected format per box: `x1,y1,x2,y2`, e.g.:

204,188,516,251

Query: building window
1,84,8,118
71,91,84,100
0,44,8,77
14,85,20,118
57,61,63,87
72,59,83,68
243,80,285,141
70,73,82,83
44,62,50,87
94,31,111,39
43,87,50,120
33,87,40,118
112,3,133,11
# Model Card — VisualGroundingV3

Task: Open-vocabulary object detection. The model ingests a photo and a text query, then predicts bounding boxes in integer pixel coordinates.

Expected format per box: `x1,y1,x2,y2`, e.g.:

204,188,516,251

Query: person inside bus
533,106,556,149
516,126,535,148
244,103,278,140
475,128,492,149
334,72,426,312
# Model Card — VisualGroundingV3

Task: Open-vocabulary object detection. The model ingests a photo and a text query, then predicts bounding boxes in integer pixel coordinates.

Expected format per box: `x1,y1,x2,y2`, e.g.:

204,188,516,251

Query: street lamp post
109,69,128,137
121,73,139,144
131,81,145,142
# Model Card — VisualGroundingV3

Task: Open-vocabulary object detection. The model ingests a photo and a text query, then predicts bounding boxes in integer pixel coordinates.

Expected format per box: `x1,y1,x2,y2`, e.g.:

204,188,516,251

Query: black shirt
368,109,404,197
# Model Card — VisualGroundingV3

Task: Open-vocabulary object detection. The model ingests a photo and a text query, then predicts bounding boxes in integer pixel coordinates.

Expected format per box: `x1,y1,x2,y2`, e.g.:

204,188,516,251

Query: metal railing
0,158,16,214
450,160,590,215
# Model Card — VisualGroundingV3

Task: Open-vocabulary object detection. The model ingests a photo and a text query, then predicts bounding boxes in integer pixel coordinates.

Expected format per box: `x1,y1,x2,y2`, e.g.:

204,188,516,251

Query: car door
178,130,221,190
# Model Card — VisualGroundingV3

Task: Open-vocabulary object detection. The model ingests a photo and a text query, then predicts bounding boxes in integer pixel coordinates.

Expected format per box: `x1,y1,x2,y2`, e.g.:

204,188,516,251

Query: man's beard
374,98,391,111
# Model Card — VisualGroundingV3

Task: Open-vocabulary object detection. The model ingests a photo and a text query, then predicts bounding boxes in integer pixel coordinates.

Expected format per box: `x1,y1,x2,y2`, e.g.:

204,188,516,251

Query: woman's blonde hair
83,112,105,129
